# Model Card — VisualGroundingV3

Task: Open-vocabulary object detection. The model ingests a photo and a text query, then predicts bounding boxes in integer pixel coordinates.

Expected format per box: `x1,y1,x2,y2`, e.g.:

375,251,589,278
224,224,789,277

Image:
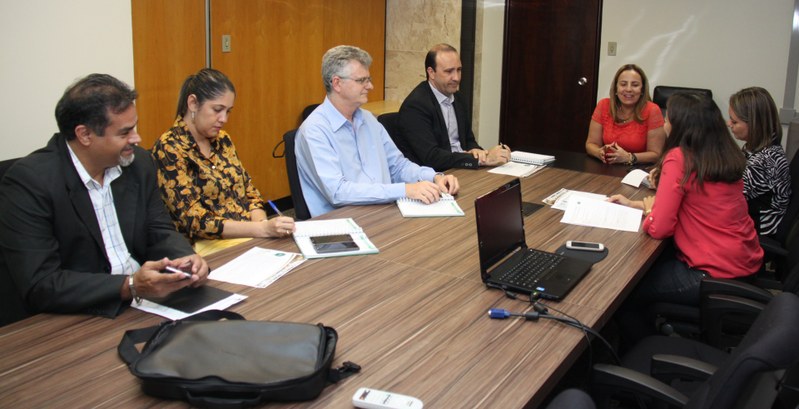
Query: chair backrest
377,112,419,164
282,130,311,220
300,104,319,122
689,292,799,409
652,86,713,115
775,149,799,244
545,388,596,409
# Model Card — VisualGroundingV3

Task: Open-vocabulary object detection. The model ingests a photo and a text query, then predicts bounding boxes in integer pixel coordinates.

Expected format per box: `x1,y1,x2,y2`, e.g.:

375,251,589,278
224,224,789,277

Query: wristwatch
629,152,637,165
129,274,142,305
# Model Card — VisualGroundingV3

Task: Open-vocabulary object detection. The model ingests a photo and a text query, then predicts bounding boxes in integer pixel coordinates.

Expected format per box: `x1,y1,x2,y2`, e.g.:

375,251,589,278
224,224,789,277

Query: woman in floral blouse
152,68,295,242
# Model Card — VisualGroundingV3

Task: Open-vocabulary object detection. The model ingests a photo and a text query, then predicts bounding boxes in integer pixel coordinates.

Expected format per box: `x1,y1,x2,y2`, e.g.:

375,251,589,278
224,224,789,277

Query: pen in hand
267,200,283,217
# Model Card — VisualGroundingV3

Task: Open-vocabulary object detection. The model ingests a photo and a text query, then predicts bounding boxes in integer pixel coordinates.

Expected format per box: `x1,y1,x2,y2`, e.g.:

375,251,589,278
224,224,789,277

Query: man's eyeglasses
339,76,372,85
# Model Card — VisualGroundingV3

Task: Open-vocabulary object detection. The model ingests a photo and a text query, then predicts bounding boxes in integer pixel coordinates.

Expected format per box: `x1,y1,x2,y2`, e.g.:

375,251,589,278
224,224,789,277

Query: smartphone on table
311,234,360,254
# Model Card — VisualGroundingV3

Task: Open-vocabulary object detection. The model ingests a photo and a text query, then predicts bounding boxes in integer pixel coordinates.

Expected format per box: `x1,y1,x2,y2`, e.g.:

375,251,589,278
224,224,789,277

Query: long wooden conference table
0,152,663,408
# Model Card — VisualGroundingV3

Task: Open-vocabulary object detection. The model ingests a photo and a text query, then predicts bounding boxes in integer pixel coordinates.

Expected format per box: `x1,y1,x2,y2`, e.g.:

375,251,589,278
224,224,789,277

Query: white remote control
352,387,424,409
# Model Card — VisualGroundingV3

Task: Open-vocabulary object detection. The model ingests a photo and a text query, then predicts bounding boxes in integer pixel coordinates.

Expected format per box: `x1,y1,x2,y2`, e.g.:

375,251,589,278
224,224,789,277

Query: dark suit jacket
0,134,194,326
398,81,483,171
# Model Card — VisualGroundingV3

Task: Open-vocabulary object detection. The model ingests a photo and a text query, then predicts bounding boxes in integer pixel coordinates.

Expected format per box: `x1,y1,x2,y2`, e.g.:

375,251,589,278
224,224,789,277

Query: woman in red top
585,64,665,165
609,92,762,346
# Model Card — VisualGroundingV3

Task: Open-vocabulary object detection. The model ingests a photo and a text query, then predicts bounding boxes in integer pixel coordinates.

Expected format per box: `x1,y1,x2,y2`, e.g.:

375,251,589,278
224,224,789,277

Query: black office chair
282,129,311,220
594,292,799,409
377,112,419,164
544,388,596,409
652,86,713,116
300,104,319,122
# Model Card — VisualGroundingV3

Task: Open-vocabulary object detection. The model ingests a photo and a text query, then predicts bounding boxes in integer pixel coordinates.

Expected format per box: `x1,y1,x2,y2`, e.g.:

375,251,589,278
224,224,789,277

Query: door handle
578,77,588,86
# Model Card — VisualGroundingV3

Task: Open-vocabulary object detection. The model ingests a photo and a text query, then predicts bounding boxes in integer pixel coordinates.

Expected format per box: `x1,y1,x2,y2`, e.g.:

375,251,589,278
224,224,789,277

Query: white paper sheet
209,247,305,287
560,196,642,232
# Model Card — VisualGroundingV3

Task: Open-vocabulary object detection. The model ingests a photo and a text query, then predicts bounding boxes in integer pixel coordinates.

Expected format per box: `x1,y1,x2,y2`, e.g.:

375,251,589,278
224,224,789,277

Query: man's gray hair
322,45,372,94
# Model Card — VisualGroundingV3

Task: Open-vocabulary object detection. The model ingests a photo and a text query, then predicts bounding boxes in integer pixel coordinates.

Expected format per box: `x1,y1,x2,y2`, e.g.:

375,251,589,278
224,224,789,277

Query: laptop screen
474,178,526,280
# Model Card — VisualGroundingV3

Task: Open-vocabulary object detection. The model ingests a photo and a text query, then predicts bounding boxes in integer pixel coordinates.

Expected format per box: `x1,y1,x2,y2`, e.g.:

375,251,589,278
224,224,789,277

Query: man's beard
119,152,135,167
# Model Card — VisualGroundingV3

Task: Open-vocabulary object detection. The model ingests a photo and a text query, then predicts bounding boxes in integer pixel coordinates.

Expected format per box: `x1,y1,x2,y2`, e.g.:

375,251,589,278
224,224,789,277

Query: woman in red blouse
609,92,762,346
585,64,665,165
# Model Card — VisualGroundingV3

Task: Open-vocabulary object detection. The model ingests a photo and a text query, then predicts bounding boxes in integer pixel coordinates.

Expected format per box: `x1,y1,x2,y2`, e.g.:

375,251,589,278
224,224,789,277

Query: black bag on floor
118,310,360,409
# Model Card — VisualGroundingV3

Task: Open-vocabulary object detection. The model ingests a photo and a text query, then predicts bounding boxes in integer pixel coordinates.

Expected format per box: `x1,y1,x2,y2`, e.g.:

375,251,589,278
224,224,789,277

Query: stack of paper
511,151,556,165
560,196,643,232
292,218,378,258
396,193,465,217
488,161,545,178
209,247,305,287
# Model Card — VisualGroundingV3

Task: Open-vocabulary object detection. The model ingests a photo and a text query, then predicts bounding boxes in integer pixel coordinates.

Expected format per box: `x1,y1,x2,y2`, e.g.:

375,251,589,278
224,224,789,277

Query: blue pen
267,200,283,216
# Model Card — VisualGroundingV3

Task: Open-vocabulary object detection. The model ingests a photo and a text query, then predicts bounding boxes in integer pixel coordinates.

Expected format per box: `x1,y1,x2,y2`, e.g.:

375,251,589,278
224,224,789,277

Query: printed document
560,196,642,232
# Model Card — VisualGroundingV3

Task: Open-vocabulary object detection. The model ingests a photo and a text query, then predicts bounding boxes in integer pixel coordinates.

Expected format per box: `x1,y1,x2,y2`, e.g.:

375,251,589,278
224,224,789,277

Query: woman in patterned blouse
152,68,295,242
728,87,791,236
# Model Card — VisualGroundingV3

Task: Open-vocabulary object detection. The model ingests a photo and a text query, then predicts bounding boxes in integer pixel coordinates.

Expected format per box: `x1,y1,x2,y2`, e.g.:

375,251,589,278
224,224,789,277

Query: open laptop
474,178,593,300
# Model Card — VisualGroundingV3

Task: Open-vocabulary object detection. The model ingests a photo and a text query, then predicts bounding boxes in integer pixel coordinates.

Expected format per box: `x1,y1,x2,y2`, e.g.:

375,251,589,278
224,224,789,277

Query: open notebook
292,218,378,258
396,193,464,217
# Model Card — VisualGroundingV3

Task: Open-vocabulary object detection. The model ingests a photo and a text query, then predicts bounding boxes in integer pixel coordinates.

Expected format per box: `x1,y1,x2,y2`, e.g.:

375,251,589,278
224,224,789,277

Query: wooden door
210,0,386,200
132,0,206,149
499,0,602,153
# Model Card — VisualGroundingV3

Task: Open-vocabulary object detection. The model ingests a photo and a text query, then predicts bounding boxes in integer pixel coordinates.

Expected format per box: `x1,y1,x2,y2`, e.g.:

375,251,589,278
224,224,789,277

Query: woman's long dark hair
657,93,745,188
175,68,235,117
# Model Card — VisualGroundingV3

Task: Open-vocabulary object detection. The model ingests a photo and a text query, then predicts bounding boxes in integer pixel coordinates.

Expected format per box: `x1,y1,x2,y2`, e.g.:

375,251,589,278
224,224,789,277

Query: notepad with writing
292,218,379,258
396,193,465,217
511,150,556,165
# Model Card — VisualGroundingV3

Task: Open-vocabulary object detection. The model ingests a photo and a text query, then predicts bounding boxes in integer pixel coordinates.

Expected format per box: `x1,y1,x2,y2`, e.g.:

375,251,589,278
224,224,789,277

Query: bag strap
328,361,361,383
117,310,246,366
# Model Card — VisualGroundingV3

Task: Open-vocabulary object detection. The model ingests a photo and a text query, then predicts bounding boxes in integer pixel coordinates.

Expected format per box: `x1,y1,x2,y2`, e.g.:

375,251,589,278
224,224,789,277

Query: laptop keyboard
496,249,564,288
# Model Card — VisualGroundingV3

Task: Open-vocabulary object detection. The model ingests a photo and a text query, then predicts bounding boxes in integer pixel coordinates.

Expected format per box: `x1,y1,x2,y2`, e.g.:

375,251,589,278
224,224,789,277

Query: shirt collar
428,81,455,105
66,142,122,188
320,96,364,131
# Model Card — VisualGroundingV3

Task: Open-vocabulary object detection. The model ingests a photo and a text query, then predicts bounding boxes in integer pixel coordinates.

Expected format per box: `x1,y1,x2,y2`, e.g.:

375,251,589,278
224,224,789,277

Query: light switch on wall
608,41,617,56
222,35,231,53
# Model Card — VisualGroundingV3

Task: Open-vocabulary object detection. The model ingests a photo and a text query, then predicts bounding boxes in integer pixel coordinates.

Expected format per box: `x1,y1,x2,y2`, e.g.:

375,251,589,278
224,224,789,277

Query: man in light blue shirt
296,45,460,217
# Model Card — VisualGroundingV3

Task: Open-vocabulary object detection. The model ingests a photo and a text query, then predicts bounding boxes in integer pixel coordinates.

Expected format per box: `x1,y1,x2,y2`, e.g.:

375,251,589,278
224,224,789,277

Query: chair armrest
650,354,717,383
592,363,689,407
759,236,788,257
701,278,773,303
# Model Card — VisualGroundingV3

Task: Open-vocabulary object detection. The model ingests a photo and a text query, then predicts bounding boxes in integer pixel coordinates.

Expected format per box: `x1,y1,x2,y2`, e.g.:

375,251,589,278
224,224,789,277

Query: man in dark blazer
398,44,510,171
0,74,209,326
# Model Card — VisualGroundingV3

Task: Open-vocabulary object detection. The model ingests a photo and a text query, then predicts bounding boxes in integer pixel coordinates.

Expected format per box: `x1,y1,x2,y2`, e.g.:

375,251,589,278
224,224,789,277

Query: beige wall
0,0,134,160
385,0,461,102
384,0,504,148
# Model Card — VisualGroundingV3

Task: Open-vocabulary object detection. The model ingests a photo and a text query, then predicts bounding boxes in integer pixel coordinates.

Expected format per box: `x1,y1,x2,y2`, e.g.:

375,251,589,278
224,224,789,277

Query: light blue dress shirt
296,97,437,217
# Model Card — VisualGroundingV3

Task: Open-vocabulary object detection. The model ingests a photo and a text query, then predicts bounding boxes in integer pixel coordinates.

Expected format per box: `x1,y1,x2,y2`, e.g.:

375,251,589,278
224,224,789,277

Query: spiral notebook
396,193,464,217
510,151,555,165
292,218,379,258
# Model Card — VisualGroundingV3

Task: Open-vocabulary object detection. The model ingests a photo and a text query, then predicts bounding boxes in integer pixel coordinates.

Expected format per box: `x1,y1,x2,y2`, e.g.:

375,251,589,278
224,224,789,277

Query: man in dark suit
398,44,510,171
0,74,209,326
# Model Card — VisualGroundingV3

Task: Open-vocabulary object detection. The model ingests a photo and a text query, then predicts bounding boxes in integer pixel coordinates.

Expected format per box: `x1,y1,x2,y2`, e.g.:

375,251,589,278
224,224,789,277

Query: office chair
377,112,419,164
544,388,596,409
593,292,799,409
300,104,319,122
282,129,311,220
652,86,713,116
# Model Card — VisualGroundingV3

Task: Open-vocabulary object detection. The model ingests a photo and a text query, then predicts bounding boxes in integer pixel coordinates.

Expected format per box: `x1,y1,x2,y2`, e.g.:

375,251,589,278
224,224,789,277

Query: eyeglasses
339,76,372,85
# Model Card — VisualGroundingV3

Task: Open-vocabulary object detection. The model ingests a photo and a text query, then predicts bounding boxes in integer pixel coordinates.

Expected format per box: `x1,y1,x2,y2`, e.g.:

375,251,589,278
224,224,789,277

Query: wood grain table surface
0,160,663,408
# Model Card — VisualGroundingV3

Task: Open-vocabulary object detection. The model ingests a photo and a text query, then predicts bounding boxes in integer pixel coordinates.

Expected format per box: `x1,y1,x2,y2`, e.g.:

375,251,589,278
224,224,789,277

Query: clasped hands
126,254,209,301
596,142,633,165
406,173,460,204
468,144,511,166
